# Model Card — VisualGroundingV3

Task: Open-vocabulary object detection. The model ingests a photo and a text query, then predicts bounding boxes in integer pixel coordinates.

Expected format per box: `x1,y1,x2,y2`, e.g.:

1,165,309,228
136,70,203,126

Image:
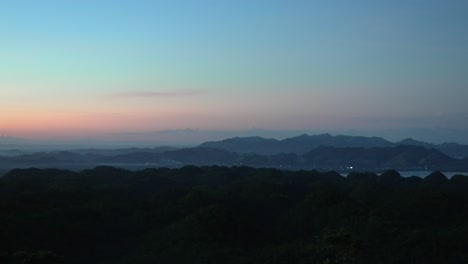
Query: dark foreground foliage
0,166,467,263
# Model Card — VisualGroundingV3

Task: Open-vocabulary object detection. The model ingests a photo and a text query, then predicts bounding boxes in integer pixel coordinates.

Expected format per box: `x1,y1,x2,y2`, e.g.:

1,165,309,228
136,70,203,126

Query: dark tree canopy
0,166,467,263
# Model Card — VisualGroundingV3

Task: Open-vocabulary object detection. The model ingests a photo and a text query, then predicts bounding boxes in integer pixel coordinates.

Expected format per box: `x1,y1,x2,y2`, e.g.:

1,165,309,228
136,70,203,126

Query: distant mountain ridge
1,145,466,173
1,134,468,174
199,133,468,158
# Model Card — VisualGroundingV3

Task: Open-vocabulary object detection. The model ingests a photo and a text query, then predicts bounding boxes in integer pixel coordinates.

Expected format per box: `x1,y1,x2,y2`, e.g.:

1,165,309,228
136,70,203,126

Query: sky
1,0,468,145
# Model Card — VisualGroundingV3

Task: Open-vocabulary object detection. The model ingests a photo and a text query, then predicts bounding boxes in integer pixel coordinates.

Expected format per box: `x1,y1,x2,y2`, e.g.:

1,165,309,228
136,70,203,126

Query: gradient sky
1,0,468,144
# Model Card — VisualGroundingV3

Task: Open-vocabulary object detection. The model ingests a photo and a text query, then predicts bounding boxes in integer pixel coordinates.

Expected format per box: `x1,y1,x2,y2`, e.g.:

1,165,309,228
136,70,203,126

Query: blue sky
1,0,468,144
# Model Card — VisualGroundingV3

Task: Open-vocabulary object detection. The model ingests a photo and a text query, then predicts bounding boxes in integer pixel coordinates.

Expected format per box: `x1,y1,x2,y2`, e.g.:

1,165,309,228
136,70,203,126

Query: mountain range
0,134,467,174
199,133,468,158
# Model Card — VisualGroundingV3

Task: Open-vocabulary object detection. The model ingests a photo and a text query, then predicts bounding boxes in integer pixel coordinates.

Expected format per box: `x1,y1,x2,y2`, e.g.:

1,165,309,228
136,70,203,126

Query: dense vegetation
1,166,467,263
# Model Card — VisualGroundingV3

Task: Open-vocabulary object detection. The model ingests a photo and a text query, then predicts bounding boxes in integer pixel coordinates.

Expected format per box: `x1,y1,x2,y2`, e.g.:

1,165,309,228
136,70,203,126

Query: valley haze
1,133,467,177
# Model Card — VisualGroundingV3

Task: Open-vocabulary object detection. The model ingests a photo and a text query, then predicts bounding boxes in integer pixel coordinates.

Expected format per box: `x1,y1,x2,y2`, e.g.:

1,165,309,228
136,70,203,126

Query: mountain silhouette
199,134,468,158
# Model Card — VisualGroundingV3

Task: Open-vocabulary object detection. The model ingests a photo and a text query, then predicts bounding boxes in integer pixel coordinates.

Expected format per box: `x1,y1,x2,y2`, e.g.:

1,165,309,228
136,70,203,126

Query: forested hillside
1,166,467,263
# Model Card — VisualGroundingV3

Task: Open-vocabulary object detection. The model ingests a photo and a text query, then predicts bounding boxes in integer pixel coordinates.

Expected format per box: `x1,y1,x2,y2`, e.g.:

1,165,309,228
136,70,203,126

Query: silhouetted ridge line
199,133,468,158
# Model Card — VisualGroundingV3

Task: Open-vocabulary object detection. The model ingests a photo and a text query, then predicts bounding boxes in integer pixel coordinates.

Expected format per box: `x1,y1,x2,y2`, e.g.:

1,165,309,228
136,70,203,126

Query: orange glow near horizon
0,107,245,139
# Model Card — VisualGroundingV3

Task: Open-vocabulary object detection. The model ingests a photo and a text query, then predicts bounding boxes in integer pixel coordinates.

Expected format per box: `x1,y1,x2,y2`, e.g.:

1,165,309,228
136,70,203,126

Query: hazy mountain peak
397,138,432,146
196,133,468,158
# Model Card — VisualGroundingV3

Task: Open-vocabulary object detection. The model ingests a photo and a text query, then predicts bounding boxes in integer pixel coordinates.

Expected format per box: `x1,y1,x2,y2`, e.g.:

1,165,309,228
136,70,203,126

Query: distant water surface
396,171,467,178
340,171,467,178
